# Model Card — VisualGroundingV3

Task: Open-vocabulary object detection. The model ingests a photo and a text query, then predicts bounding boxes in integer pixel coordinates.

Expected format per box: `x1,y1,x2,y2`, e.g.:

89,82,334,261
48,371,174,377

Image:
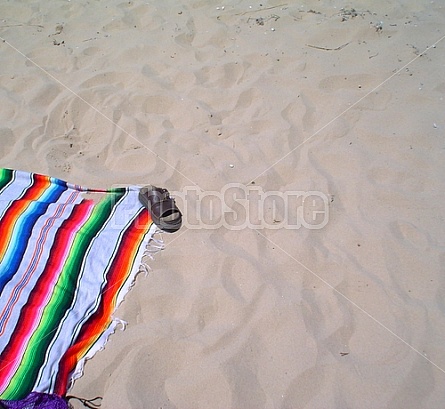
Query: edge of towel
66,224,164,390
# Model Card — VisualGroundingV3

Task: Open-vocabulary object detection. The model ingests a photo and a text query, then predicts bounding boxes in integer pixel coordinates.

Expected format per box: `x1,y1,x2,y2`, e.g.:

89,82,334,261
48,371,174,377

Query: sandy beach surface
1,0,445,407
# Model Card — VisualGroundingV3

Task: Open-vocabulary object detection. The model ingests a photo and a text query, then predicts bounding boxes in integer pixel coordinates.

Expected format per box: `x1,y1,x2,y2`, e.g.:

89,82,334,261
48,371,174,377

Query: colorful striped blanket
0,169,157,404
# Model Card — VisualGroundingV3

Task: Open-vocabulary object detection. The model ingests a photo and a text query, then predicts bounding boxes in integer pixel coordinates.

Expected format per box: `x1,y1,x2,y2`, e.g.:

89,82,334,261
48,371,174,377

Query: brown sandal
139,186,182,233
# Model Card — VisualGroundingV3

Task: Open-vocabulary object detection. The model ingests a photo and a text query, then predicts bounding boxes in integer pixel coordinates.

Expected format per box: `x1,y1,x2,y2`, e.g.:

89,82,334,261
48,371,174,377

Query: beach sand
1,0,445,407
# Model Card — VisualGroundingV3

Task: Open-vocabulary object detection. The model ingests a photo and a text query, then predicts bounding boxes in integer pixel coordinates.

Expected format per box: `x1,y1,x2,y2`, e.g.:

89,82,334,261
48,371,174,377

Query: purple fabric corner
0,392,69,409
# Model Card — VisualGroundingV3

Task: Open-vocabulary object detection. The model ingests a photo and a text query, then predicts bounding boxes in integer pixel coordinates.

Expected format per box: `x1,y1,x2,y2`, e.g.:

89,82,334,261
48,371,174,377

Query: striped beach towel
0,168,158,405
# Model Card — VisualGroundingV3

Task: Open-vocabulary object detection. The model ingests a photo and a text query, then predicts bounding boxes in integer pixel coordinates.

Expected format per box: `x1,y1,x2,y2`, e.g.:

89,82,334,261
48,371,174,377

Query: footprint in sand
281,94,317,133
175,17,196,47
389,220,432,251
0,128,15,158
319,74,392,111
195,61,246,88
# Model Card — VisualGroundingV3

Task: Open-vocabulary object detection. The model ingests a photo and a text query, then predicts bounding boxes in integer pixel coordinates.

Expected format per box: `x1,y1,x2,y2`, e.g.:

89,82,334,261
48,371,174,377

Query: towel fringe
66,224,163,392
66,395,102,409
139,227,164,275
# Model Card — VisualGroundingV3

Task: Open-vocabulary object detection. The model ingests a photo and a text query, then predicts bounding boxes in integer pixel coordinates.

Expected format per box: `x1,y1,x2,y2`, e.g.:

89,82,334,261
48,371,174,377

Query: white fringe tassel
67,224,164,390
